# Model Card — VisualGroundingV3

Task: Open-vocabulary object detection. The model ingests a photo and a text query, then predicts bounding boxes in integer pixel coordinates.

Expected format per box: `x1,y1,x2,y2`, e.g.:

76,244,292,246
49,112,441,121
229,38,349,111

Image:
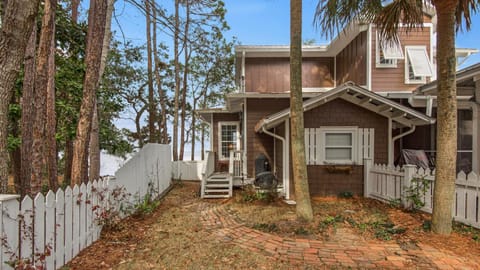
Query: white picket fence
365,159,480,229
0,179,112,270
0,143,173,270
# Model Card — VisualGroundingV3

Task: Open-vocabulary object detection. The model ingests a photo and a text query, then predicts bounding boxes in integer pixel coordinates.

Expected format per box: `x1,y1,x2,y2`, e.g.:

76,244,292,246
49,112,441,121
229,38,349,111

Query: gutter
391,126,416,165
261,126,287,198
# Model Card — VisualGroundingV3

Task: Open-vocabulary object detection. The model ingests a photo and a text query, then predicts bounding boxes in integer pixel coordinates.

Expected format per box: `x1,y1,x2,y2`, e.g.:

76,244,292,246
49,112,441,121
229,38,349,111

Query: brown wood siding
299,98,388,196
244,57,334,92
246,98,291,178
371,26,432,92
211,113,240,172
307,166,364,196
336,32,367,86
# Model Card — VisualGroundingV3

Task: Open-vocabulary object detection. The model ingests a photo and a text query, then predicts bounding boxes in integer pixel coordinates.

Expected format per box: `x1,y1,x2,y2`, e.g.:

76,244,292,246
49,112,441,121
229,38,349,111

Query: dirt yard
65,182,480,269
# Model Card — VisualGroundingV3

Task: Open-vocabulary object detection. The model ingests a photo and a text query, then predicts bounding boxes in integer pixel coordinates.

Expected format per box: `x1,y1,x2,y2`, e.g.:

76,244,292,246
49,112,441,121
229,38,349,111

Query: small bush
239,185,277,203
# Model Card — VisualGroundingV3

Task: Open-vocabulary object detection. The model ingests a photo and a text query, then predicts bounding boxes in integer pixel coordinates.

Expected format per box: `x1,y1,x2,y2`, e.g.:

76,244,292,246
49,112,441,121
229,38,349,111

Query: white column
285,119,290,200
388,117,393,165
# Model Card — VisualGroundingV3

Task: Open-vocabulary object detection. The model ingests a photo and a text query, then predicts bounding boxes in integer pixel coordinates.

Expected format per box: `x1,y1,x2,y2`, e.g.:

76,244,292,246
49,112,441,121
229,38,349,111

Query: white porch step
203,194,230,198
204,189,230,193
206,178,229,182
205,184,230,188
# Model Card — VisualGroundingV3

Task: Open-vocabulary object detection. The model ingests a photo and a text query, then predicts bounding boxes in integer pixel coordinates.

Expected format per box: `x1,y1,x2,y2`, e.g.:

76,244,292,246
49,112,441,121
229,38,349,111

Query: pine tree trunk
431,1,458,235
145,0,157,144
179,1,190,161
89,103,100,181
0,0,40,192
46,18,58,191
290,0,313,221
31,0,57,195
71,0,80,23
71,0,108,186
64,138,73,185
89,0,113,181
172,0,180,161
191,98,196,161
152,4,168,144
10,94,21,193
21,25,37,196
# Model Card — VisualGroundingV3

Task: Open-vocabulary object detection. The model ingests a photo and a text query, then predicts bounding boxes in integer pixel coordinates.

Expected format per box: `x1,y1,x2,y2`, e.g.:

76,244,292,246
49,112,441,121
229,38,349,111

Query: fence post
402,164,416,209
363,158,372,197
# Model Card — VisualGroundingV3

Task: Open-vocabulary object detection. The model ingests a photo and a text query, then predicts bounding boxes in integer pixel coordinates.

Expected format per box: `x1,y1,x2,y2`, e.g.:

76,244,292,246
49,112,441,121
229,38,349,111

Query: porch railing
201,151,215,198
229,150,245,179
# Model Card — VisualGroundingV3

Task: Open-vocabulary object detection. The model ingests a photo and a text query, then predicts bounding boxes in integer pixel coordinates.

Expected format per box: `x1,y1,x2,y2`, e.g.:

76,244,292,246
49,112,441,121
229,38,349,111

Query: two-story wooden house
198,13,479,200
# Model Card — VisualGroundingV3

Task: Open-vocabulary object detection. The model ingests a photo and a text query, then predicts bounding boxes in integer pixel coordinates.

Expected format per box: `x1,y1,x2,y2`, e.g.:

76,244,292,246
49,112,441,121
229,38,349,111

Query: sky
110,0,480,158
112,0,480,65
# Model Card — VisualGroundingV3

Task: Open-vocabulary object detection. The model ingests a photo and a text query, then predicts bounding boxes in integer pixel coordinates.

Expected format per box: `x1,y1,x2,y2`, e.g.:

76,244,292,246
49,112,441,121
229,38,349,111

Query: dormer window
376,31,403,68
405,46,433,84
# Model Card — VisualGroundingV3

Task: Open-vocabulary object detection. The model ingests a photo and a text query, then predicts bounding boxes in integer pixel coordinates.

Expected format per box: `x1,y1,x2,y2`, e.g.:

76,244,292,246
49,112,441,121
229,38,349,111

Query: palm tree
291,0,314,221
314,0,478,234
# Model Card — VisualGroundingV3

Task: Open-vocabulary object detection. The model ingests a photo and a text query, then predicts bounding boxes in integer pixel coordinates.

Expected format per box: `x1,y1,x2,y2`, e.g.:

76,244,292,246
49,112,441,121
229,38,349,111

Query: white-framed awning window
406,46,433,77
379,37,404,60
376,31,403,68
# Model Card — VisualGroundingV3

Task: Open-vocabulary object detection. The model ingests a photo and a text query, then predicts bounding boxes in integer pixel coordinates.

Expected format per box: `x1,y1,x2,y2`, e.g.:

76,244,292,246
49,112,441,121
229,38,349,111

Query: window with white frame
405,46,433,84
325,132,354,162
305,127,374,165
376,31,403,68
218,122,239,160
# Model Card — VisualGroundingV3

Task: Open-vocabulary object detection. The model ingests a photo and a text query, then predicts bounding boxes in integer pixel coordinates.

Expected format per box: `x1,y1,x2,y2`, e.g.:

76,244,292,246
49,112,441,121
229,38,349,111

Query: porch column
473,76,480,173
285,119,290,200
472,103,479,173
388,117,393,166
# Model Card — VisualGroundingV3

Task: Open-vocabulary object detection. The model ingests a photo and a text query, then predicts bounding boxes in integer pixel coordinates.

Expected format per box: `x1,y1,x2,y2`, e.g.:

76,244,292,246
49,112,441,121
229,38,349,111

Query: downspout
261,126,287,198
366,24,372,90
391,125,416,165
241,51,246,92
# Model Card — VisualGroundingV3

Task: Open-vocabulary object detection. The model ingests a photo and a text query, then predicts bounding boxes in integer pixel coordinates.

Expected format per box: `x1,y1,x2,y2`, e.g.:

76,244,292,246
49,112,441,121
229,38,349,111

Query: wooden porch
201,150,246,198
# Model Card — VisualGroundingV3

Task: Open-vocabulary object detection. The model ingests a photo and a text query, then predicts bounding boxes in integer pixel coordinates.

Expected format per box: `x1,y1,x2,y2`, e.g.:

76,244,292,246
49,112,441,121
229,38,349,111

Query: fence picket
20,196,33,262
34,193,46,264
64,186,73,262
55,188,65,267
45,191,55,269
86,182,93,246
72,185,80,258
79,183,87,250
1,197,20,270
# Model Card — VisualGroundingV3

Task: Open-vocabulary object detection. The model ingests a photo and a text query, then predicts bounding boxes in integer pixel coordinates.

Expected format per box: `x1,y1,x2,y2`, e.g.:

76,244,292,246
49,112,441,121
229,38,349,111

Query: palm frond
455,0,480,32
314,0,426,43
375,0,424,42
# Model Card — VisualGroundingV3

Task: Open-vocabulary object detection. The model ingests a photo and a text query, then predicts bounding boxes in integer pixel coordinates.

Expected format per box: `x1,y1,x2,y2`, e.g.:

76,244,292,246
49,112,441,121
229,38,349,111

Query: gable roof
255,83,435,133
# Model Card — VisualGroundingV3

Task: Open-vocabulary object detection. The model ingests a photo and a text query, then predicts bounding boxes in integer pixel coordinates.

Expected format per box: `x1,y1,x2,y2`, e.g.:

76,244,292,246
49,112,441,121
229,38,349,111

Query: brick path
199,203,479,269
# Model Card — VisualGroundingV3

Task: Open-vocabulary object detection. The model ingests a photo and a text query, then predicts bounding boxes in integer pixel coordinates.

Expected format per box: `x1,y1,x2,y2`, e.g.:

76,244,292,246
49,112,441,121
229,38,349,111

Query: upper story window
405,46,433,84
376,32,403,68
218,122,240,160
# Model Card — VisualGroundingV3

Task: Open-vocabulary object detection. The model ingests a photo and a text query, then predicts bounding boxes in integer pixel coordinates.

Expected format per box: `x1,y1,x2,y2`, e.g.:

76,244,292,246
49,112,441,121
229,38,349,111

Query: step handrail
201,151,215,198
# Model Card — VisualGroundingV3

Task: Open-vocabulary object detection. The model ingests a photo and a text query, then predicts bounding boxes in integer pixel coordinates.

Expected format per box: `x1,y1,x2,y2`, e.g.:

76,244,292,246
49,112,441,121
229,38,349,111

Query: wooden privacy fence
364,159,480,229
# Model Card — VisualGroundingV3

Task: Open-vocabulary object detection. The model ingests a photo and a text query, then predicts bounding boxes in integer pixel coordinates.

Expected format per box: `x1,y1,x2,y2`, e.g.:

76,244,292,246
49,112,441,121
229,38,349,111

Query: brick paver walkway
199,203,479,269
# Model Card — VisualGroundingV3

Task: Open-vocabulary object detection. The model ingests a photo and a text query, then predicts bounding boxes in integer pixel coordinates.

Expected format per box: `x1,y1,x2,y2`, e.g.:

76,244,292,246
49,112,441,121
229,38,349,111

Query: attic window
376,32,403,68
405,46,433,84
